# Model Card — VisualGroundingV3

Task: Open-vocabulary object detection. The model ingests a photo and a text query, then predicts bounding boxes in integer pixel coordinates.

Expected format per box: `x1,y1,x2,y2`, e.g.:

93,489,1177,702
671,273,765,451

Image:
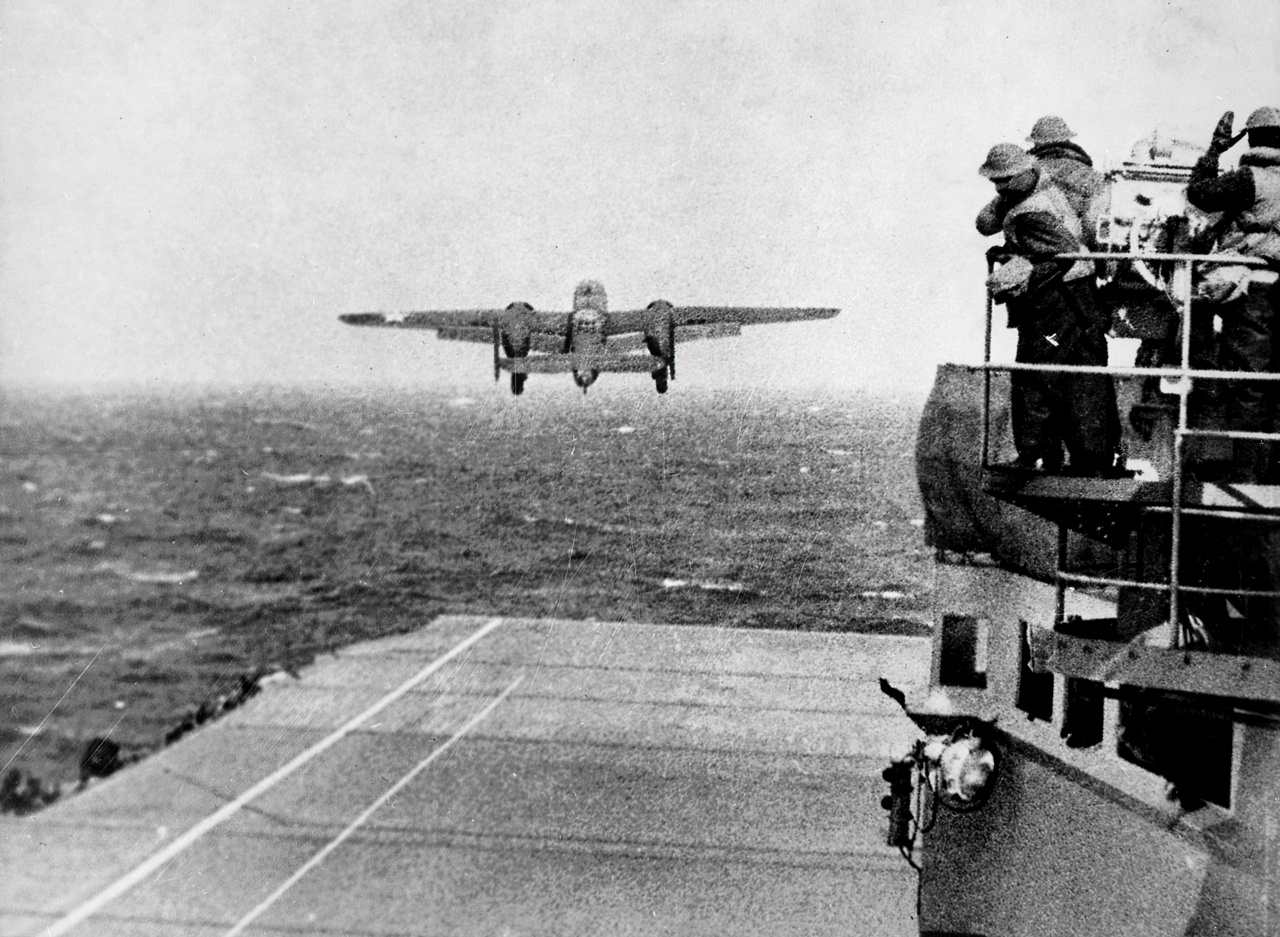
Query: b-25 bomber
340,280,839,395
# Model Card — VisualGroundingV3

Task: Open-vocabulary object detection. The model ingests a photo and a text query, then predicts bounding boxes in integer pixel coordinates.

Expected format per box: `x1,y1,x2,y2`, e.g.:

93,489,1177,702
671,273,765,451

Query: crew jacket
1187,146,1280,266
994,170,1093,282
987,170,1096,334
1029,141,1106,239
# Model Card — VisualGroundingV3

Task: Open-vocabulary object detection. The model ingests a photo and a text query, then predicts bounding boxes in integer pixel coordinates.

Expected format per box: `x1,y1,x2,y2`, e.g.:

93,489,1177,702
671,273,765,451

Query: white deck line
39,616,507,937
223,673,526,936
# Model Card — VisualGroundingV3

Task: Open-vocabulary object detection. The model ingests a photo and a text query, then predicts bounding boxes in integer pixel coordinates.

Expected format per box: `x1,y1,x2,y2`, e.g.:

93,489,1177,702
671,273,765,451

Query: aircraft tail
500,355,665,374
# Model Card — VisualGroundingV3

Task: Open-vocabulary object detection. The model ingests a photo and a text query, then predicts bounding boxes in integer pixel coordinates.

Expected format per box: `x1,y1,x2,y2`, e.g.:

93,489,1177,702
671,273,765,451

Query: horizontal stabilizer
530,332,569,353
499,354,666,374
605,333,647,354
595,355,667,373
499,357,574,374
675,322,742,342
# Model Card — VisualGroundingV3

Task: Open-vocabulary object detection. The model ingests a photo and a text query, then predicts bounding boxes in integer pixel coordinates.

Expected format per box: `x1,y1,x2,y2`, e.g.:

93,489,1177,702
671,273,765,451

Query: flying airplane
339,280,840,395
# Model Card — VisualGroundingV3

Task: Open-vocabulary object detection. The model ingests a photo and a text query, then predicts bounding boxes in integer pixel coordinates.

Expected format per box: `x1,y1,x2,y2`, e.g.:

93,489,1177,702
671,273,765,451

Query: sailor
977,117,1105,245
1186,107,1280,484
1025,116,1107,246
978,143,1120,476
1185,108,1280,655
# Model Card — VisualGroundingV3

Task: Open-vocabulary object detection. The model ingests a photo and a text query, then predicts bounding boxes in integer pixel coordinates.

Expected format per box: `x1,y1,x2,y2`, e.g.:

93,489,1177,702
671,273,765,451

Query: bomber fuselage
570,279,608,389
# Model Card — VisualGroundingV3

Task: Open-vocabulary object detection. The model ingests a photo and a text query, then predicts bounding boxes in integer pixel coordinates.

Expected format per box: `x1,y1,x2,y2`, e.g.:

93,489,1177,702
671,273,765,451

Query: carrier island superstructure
894,134,1280,936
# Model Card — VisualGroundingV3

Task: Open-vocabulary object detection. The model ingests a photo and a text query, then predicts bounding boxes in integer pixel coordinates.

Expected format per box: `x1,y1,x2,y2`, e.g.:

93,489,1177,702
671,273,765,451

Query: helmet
979,143,1035,180
1027,116,1076,145
1245,106,1280,130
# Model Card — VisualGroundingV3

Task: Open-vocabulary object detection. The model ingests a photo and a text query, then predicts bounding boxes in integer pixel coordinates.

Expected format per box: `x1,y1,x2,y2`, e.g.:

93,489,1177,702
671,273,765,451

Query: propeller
668,311,676,380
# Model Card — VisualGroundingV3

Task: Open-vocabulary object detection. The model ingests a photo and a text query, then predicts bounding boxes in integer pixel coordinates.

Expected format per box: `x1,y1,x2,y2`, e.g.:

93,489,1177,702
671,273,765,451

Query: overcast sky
2,0,1277,395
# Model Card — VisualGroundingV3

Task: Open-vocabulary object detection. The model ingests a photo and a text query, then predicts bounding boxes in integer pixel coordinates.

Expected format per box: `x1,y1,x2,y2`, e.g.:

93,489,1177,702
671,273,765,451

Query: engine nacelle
493,302,535,395
499,302,535,359
643,300,676,382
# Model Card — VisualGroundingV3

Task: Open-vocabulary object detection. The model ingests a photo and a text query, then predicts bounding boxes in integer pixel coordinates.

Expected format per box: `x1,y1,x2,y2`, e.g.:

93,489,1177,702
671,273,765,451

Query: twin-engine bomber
339,279,839,394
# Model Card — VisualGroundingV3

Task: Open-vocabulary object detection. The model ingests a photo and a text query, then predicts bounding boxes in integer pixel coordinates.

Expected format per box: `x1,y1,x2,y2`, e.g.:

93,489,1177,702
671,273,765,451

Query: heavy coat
993,171,1100,338
1188,146,1280,261
982,169,1118,474
1028,141,1106,241
1187,144,1280,482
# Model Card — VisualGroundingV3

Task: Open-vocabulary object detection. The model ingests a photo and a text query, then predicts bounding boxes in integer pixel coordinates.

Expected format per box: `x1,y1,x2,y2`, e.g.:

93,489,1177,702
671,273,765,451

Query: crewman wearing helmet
978,143,1120,476
1026,116,1107,247
977,117,1106,246
1187,106,1280,483
1185,107,1280,656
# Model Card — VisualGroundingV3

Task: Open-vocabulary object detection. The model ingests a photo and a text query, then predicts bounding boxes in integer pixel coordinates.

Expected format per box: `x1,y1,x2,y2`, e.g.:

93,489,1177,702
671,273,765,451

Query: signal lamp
922,721,999,812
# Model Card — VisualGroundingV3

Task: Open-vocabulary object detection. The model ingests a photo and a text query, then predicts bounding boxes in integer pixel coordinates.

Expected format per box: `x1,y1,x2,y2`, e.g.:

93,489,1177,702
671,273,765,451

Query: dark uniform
979,144,1119,476
1184,108,1280,657
1186,108,1280,483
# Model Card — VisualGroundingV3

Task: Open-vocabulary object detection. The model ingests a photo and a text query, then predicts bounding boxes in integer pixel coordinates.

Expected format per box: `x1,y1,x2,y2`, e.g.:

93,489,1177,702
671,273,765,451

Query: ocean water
0,384,928,793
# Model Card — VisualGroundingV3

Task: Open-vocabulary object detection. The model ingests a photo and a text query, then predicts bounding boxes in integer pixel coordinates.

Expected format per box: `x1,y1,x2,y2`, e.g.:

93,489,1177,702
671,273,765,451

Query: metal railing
980,251,1280,650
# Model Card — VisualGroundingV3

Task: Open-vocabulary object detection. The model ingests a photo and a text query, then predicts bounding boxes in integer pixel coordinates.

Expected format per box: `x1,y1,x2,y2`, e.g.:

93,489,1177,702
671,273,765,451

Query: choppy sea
0,383,928,797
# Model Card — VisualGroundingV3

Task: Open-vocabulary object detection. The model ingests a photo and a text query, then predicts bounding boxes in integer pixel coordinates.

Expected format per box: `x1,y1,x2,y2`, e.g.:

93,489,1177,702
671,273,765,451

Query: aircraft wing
672,306,840,327
340,310,503,330
603,324,741,350
339,309,572,336
675,322,741,342
605,305,838,335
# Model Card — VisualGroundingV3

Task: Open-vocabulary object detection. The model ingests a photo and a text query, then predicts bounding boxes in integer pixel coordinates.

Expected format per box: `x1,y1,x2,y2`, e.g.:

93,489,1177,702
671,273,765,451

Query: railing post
1055,522,1068,630
981,258,994,472
1168,258,1193,648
